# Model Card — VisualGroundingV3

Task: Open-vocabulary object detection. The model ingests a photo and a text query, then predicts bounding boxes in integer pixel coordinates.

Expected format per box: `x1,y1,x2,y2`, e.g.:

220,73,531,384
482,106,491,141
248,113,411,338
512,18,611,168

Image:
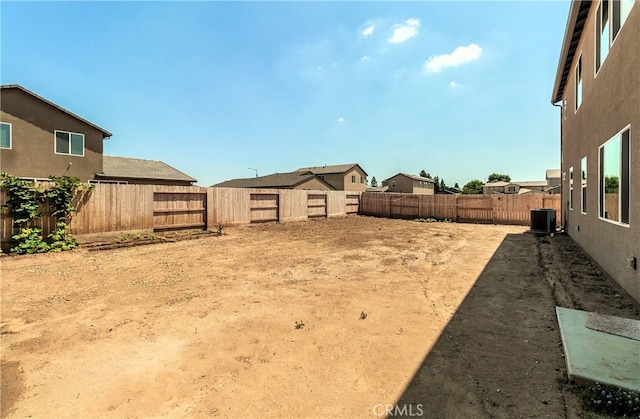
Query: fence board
360,192,561,226
1,185,361,247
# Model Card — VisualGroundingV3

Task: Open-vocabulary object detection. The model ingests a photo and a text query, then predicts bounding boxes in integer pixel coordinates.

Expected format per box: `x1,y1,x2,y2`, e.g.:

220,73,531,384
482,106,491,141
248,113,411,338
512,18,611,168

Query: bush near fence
1,185,361,247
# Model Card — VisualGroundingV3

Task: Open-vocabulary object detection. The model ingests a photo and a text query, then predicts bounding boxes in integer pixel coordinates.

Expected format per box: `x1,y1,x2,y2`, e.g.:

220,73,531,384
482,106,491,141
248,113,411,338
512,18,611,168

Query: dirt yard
1,216,638,418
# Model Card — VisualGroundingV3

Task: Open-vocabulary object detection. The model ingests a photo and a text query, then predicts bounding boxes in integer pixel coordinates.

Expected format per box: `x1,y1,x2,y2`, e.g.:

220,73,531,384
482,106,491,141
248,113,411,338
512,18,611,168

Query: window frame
391,180,396,188
581,157,587,214
0,122,12,149
569,166,574,210
598,125,631,227
575,55,582,112
54,130,85,157
595,0,610,75
351,175,356,183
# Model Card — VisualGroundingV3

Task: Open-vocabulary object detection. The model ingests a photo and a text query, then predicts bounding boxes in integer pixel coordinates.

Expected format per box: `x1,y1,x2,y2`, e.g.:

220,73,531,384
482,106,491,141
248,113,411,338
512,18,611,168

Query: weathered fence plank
360,192,562,226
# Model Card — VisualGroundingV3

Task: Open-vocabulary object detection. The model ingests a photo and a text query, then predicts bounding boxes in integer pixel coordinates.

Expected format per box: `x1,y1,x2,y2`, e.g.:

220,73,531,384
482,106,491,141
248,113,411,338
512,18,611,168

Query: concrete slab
556,307,640,392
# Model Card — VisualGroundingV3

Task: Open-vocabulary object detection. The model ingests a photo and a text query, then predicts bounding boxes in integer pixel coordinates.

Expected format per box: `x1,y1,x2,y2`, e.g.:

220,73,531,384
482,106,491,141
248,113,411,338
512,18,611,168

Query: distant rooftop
213,171,333,189
99,156,197,183
296,163,367,176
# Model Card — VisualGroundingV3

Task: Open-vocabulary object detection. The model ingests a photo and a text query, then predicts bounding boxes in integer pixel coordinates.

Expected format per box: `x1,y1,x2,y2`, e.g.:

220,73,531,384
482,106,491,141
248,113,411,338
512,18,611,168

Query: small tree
440,178,446,191
462,179,484,194
370,176,378,187
419,169,428,178
454,182,460,189
487,173,511,182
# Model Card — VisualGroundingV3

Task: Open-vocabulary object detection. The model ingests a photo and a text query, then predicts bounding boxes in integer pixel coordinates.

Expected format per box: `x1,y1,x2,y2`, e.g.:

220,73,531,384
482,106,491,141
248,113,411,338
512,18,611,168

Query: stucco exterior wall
0,89,105,182
560,2,639,303
294,177,333,191
387,175,434,194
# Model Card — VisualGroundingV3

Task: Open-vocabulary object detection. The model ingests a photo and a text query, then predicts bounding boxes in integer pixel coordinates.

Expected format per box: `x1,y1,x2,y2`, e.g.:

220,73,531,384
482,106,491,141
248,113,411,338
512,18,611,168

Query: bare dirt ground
1,216,638,418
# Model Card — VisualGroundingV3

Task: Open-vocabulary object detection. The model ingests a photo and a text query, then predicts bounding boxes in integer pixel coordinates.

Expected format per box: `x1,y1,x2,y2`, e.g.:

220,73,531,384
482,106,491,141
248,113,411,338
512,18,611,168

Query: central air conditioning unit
530,208,556,233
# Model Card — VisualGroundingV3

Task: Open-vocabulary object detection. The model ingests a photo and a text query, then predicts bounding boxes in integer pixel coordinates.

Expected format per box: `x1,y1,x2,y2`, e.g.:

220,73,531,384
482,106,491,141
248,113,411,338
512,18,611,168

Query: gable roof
389,173,436,183
551,1,592,103
296,163,368,176
213,171,335,189
98,156,197,183
0,84,113,138
484,181,511,187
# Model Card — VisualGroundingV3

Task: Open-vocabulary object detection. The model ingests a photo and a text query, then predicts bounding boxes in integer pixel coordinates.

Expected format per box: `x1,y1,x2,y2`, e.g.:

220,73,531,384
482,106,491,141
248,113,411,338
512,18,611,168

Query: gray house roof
213,171,335,189
98,156,197,183
0,84,113,138
393,173,436,183
296,163,368,176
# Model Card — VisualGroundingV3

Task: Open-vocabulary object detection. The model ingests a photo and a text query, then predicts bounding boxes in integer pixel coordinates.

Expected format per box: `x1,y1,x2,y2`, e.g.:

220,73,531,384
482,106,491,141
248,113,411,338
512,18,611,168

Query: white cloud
362,24,375,37
449,81,458,87
423,43,482,73
388,18,420,44
337,117,345,123
361,55,369,61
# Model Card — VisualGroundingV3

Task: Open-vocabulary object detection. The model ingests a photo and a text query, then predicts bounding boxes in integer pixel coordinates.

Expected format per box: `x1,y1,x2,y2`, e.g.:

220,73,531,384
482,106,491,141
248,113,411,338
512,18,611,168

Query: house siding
560,2,639,303
0,89,104,182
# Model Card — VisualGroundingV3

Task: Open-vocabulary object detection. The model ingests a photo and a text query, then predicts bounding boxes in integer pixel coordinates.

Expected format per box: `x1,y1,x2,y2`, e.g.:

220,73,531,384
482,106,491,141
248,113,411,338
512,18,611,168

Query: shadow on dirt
389,232,638,418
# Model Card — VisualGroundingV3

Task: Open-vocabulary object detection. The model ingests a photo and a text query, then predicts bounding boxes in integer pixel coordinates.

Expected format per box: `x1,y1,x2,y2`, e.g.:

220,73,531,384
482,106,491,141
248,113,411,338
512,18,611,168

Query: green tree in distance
487,173,511,182
370,176,378,187
462,179,484,194
605,176,619,193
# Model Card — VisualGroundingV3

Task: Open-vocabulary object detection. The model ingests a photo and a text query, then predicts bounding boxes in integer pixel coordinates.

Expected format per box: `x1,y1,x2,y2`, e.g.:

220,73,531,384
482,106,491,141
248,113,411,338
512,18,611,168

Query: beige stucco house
551,0,638,303
296,164,368,192
0,85,196,185
385,173,435,195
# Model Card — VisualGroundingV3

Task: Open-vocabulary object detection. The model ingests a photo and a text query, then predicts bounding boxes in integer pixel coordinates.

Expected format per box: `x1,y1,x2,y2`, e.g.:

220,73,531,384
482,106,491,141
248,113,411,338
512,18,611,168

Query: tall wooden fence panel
360,192,562,226
1,185,362,246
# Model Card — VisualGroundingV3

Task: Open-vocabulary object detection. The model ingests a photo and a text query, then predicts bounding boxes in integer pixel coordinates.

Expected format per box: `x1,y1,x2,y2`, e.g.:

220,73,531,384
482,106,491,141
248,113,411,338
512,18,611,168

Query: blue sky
1,1,570,187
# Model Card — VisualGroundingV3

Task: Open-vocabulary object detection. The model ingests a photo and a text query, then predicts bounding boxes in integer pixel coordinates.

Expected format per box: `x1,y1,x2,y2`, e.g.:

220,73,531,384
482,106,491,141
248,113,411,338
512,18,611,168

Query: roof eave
1,84,113,137
551,1,592,104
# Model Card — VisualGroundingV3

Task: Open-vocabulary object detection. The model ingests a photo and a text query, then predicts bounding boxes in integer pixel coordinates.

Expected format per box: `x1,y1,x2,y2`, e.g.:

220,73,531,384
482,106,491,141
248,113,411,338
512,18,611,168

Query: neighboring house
296,164,368,192
1,84,111,182
545,169,562,194
551,0,638,303
213,171,335,190
546,169,562,187
0,84,197,185
385,173,435,195
483,180,548,194
96,156,197,186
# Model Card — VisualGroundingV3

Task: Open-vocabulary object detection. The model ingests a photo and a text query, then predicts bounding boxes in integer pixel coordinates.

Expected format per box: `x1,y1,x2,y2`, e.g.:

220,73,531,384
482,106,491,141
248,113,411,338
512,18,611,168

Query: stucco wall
0,89,106,182
560,2,639,303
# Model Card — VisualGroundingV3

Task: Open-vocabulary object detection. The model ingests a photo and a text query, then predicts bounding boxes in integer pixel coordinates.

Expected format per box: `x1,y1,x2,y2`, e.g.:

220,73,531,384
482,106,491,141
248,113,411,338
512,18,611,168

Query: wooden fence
0,185,361,246
1,184,563,247
360,192,562,226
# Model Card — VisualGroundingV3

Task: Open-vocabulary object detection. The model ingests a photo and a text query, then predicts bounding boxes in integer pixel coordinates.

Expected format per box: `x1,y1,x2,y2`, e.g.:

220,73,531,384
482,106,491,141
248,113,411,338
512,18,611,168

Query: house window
391,180,396,188
613,0,635,40
507,186,516,192
575,55,582,111
597,0,635,73
596,0,610,73
599,126,630,225
360,176,365,184
0,122,11,149
569,166,574,210
351,175,356,183
55,130,84,156
581,157,587,214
